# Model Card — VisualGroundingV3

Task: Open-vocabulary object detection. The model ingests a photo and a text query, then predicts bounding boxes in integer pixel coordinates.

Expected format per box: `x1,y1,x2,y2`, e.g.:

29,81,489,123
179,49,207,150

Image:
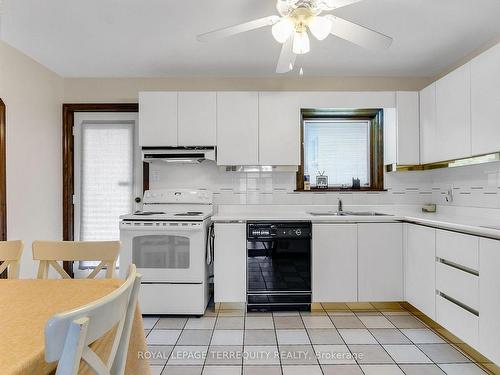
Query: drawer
436,230,479,271
436,262,479,311
436,295,479,349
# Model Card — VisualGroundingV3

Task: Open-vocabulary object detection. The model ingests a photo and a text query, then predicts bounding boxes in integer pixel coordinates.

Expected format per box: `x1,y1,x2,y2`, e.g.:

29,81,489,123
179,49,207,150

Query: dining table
0,278,151,375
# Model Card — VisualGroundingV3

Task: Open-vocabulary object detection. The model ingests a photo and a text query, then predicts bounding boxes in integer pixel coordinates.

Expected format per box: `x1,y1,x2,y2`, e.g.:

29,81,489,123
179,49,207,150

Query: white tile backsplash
149,160,500,209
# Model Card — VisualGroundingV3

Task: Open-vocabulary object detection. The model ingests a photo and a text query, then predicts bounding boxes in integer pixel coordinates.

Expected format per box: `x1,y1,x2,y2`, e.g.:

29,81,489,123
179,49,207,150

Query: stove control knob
295,229,302,236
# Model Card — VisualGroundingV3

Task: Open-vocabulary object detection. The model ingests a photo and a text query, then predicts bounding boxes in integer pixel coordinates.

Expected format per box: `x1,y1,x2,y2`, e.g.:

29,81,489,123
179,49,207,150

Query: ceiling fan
197,0,393,74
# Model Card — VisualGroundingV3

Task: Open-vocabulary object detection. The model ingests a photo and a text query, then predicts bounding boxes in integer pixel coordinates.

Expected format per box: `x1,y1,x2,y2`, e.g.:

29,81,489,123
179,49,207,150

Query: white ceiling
1,0,500,77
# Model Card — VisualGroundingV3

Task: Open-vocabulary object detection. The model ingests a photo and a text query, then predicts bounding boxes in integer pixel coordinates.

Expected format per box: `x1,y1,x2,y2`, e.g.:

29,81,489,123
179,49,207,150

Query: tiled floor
143,303,492,375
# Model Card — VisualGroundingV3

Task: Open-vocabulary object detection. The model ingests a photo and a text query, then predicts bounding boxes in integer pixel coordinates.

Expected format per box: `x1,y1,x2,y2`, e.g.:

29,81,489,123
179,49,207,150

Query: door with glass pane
73,112,141,275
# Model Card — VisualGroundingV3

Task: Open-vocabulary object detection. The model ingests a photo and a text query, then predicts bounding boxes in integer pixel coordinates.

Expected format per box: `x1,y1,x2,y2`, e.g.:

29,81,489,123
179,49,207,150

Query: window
297,109,384,191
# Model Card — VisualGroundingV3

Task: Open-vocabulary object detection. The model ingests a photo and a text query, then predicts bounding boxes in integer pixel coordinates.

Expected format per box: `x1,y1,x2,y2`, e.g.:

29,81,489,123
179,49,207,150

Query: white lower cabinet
213,223,246,303
405,224,436,320
479,238,500,364
312,224,357,302
358,223,403,302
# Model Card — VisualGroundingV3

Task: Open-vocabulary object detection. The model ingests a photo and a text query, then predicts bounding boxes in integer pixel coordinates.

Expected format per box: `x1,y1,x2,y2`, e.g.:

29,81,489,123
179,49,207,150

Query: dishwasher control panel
247,221,311,239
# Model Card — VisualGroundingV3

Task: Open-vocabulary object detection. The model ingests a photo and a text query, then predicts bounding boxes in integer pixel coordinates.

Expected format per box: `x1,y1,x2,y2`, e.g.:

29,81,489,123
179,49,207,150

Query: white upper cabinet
312,224,358,302
435,63,472,161
178,92,216,146
419,83,437,164
405,224,436,319
395,92,420,165
139,91,178,146
259,92,300,165
216,92,259,165
358,223,403,301
471,43,500,155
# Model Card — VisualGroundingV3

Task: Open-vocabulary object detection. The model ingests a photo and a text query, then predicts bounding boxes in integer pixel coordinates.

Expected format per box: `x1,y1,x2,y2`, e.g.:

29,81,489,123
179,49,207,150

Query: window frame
296,108,385,191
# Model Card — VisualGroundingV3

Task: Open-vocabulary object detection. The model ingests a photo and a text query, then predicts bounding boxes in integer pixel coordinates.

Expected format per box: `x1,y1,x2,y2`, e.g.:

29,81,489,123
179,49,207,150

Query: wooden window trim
62,103,141,277
0,99,7,278
296,108,385,192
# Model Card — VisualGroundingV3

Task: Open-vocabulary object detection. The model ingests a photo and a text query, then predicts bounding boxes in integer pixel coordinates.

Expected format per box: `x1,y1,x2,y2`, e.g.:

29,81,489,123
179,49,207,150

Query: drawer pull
438,258,479,276
439,292,479,317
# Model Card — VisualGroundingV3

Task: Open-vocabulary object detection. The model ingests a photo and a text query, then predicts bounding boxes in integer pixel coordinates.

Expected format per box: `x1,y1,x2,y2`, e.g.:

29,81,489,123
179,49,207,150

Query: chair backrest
32,241,120,279
45,264,142,375
0,240,24,279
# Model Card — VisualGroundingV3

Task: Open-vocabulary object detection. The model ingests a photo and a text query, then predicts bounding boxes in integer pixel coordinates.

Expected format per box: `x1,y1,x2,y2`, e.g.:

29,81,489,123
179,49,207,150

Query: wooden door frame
62,103,139,277
0,100,7,278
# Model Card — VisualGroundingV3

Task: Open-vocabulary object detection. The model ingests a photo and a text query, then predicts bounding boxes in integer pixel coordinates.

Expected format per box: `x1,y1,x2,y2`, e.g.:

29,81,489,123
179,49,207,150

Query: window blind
80,122,134,243
304,120,370,187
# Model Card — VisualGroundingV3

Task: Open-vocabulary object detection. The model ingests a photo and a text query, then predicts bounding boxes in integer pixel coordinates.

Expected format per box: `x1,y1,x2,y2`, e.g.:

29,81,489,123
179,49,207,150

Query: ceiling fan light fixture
292,31,310,54
271,17,295,43
309,16,332,40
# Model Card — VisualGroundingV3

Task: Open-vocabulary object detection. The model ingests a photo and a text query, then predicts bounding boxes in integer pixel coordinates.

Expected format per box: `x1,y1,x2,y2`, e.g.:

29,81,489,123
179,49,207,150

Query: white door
214,223,247,303
312,224,358,302
405,224,436,319
73,112,141,275
358,223,403,301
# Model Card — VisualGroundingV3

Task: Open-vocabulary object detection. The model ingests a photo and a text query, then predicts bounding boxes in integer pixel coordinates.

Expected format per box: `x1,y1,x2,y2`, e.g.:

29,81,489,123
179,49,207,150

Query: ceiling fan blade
197,16,280,42
326,15,392,50
276,36,296,73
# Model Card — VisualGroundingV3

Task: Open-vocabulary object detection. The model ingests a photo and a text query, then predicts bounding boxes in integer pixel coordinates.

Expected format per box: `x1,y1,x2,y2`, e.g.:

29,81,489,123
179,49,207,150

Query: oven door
120,222,206,283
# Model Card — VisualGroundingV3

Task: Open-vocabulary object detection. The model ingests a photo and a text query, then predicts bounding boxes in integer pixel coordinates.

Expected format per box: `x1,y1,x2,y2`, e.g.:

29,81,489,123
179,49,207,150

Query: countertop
212,205,500,240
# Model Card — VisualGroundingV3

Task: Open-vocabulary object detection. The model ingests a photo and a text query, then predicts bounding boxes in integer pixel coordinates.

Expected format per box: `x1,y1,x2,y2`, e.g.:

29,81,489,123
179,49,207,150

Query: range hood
142,147,216,164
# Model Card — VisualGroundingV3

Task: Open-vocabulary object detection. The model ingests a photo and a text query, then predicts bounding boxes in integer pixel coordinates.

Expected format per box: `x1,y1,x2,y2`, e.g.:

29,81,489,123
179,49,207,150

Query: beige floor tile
184,317,216,330
383,344,433,363
243,345,280,365
438,363,488,374
147,345,173,365
245,316,274,330
273,316,304,329
399,364,446,375
282,365,323,375
143,317,159,329
216,317,244,330
331,316,365,329
205,345,243,365
147,330,182,345
417,344,471,364
321,364,364,374
348,344,394,364
369,329,412,344
314,344,356,365
177,330,212,346
302,316,335,329
242,365,282,375
279,344,317,365
167,346,208,365
210,330,244,346
360,364,405,375
339,329,378,345
401,328,446,344
386,315,427,329
307,328,344,345
156,317,188,329
276,329,310,345
357,316,395,329
162,365,203,374
202,366,241,375
244,330,277,346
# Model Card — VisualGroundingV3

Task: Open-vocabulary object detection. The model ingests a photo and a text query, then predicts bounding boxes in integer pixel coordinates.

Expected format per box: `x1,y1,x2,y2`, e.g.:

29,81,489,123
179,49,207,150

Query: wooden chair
32,241,120,279
45,265,141,375
0,240,24,279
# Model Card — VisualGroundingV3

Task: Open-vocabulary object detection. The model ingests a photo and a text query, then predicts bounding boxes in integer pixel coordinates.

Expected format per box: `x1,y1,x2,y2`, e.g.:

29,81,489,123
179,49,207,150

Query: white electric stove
120,189,213,315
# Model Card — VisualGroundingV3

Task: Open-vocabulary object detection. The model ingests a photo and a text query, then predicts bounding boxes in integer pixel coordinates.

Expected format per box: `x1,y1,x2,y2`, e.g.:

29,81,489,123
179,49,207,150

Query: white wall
0,41,64,277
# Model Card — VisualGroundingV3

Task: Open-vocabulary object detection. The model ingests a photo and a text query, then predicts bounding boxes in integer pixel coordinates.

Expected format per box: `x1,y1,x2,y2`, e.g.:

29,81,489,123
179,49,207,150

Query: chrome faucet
338,198,343,212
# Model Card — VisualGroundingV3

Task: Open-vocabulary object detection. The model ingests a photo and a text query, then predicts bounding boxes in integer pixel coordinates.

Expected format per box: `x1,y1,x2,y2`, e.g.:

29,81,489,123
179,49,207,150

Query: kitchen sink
308,211,392,217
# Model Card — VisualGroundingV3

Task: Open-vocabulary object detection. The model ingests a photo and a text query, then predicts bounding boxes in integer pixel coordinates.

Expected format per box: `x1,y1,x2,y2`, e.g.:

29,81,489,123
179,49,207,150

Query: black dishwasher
247,221,312,312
